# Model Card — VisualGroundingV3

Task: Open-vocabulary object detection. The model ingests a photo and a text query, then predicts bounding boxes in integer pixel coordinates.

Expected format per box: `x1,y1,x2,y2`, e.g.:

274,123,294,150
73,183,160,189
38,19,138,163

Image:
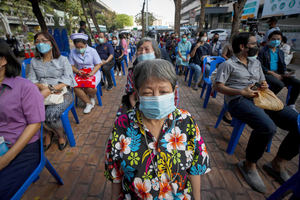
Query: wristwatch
48,84,56,94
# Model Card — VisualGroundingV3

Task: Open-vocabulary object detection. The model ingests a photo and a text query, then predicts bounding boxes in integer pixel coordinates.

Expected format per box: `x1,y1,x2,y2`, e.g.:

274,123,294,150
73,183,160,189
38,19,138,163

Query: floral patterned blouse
105,108,210,200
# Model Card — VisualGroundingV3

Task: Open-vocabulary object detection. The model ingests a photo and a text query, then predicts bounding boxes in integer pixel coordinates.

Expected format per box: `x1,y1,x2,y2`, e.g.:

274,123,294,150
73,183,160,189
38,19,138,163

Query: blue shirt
96,42,114,60
269,48,278,72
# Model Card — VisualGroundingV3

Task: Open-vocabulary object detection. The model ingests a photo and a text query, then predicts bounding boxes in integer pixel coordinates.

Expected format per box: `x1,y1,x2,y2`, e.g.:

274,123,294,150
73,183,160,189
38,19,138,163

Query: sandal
43,132,53,151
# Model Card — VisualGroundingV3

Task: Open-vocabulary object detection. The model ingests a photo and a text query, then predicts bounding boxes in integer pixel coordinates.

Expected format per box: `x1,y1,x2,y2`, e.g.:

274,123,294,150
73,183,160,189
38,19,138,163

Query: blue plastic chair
11,124,63,200
61,29,70,53
200,56,225,108
187,67,195,87
61,101,79,147
53,28,63,52
267,114,300,200
102,67,117,87
285,85,292,105
75,82,103,107
21,58,32,78
60,51,69,57
215,101,272,155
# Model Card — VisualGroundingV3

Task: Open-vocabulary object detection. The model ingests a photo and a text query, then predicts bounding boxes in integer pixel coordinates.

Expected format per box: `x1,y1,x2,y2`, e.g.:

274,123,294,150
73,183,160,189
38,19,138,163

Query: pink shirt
0,76,45,146
121,39,128,55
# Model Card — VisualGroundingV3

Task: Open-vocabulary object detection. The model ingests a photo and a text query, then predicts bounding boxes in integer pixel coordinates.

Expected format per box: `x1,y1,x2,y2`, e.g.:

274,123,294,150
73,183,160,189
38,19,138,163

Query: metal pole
146,0,148,31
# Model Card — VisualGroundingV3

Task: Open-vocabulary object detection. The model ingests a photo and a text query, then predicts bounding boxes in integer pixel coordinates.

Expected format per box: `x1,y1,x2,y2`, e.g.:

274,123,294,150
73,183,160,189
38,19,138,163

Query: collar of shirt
231,55,255,68
1,77,15,89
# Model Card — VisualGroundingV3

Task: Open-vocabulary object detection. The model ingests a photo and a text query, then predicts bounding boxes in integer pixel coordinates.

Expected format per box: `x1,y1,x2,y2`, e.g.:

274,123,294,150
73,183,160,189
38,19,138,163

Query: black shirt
190,43,210,65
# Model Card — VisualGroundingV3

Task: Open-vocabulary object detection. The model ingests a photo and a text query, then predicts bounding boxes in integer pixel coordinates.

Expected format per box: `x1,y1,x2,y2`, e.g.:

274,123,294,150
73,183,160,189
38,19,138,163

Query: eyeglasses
35,39,50,43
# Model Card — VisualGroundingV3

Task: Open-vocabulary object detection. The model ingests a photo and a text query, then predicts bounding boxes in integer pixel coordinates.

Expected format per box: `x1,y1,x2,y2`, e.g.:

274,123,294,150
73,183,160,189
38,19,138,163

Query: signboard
189,9,196,25
262,0,300,18
241,0,260,20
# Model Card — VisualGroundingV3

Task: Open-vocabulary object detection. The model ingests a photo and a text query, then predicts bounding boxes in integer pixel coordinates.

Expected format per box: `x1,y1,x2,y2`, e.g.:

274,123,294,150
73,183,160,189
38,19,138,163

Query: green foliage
27,32,35,43
115,14,133,29
135,12,156,26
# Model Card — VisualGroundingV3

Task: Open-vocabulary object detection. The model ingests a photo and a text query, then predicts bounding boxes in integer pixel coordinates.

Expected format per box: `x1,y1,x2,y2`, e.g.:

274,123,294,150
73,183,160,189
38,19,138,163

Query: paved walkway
22,62,299,200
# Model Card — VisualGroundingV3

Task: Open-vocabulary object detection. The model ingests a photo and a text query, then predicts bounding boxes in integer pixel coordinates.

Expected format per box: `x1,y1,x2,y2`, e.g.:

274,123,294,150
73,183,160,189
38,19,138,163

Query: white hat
70,33,88,41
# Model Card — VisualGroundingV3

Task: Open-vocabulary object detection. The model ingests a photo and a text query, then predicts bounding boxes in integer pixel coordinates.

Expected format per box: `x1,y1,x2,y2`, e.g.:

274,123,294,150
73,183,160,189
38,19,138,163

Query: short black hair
112,36,117,40
232,32,255,54
79,21,86,27
214,33,219,36
0,41,21,77
268,30,283,40
73,38,87,45
282,36,287,43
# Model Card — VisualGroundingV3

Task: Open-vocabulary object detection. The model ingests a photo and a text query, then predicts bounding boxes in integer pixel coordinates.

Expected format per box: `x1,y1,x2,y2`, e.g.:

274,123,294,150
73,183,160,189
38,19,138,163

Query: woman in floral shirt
105,59,210,199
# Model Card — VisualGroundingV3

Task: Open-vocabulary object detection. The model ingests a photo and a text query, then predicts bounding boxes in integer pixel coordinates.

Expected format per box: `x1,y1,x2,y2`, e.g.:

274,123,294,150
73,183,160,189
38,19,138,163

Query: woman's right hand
41,88,51,98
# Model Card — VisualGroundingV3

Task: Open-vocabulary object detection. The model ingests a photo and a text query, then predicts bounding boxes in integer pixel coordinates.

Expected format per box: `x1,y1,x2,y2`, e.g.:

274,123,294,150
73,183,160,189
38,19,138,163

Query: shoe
106,85,113,91
114,71,117,76
222,112,232,124
191,83,198,91
100,81,105,86
263,162,290,184
287,104,298,112
118,72,122,76
58,140,68,151
90,98,96,107
83,103,94,114
237,161,266,193
43,133,53,151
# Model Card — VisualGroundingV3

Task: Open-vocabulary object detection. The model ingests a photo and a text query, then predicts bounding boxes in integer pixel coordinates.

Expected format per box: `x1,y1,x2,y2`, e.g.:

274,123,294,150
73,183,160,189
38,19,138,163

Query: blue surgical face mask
76,48,86,54
269,40,281,47
139,93,176,119
98,38,105,43
137,52,155,62
36,43,52,54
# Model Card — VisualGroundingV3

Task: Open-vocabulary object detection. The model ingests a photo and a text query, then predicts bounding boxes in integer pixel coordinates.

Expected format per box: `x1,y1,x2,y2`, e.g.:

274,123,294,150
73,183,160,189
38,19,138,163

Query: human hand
182,58,187,62
260,81,268,90
41,88,51,98
0,156,10,170
241,85,259,98
87,71,95,77
270,72,282,80
195,42,202,48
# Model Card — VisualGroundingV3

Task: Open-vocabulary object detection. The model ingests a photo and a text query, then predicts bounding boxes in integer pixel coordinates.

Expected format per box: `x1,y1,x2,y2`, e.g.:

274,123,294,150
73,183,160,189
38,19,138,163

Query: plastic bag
253,89,284,111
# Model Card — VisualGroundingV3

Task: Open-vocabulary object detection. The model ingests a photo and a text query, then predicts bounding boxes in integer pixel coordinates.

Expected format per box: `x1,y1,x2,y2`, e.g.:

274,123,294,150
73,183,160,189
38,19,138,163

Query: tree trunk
80,0,94,41
230,0,247,42
174,0,181,35
198,0,208,32
87,2,101,33
141,0,145,37
30,0,47,31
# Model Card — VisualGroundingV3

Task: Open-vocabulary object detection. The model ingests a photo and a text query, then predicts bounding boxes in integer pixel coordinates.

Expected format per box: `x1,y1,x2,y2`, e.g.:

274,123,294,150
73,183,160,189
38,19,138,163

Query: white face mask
113,40,118,44
201,37,207,42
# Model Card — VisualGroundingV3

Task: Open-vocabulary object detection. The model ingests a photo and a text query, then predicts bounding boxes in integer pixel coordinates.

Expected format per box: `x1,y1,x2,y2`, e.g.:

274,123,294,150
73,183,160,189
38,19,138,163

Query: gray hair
136,37,161,59
133,59,177,91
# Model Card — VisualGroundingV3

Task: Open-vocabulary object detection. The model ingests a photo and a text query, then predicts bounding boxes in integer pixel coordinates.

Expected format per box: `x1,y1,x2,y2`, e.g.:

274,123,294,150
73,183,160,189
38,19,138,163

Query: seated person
176,34,191,75
209,33,222,56
105,59,210,199
280,36,293,66
112,36,124,76
96,32,115,91
28,32,77,151
0,41,45,199
258,30,300,111
69,33,102,114
189,31,210,90
222,43,233,60
215,32,299,194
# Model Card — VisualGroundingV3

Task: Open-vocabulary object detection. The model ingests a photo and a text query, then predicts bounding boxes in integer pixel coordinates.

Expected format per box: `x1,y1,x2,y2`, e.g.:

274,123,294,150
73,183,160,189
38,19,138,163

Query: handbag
44,84,68,105
253,89,284,111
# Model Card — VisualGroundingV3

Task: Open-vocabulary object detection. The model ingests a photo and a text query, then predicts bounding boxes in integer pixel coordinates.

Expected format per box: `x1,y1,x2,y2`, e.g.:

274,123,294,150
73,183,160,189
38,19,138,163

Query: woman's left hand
41,88,51,98
0,154,10,170
88,71,96,77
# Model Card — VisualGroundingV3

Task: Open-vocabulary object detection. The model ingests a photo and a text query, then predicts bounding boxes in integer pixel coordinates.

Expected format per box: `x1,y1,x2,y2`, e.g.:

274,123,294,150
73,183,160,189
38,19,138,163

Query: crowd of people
0,17,299,199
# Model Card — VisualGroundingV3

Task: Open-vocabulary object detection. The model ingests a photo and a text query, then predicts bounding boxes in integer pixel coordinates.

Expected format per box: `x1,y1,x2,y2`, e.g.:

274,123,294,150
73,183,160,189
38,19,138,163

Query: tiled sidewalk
22,63,299,200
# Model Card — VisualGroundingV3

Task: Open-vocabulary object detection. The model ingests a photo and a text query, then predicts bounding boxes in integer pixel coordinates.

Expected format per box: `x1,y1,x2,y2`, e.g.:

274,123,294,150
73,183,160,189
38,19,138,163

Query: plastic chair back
61,29,70,53
11,124,63,200
60,51,69,57
203,56,225,82
21,58,32,78
53,28,63,51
